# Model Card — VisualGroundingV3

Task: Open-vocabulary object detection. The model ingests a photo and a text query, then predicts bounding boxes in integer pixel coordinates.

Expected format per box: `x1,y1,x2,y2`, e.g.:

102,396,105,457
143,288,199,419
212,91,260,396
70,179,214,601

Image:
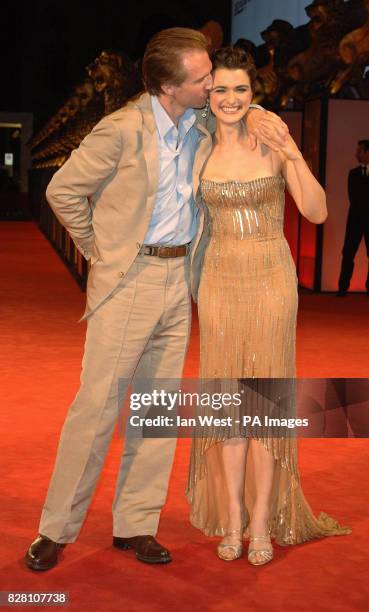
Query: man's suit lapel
192,108,216,198
189,122,213,271
136,93,160,217
193,123,213,198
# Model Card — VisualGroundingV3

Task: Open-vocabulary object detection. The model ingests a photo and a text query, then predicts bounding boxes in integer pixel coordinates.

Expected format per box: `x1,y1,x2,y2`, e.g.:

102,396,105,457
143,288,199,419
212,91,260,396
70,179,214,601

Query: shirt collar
151,95,196,141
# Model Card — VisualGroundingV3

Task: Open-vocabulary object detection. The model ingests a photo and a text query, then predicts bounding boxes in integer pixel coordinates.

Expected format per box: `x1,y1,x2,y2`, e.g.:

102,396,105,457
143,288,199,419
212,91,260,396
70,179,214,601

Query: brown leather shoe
113,535,172,564
25,535,66,571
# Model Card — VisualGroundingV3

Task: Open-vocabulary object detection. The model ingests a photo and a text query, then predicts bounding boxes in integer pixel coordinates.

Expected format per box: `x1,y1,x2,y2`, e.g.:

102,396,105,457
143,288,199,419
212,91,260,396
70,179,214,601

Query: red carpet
0,222,368,611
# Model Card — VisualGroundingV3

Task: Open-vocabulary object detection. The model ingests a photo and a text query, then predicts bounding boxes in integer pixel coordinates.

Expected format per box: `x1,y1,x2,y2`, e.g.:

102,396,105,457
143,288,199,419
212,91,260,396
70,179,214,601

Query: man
337,139,369,297
25,28,289,570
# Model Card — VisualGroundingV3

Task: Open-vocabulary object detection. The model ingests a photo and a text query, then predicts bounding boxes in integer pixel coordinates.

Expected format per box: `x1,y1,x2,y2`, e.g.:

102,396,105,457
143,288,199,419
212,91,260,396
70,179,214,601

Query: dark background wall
2,0,231,130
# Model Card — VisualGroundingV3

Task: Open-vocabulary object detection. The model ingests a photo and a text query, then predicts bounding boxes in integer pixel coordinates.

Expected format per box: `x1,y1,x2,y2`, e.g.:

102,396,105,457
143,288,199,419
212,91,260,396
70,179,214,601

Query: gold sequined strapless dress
186,175,350,544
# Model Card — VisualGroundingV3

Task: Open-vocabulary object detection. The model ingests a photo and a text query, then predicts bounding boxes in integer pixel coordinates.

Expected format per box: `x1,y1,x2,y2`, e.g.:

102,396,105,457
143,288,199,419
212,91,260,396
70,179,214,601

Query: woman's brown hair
212,45,257,91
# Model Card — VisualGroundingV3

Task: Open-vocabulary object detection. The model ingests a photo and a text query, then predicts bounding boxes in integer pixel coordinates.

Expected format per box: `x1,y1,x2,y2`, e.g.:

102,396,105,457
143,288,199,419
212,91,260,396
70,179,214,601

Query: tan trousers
39,252,191,543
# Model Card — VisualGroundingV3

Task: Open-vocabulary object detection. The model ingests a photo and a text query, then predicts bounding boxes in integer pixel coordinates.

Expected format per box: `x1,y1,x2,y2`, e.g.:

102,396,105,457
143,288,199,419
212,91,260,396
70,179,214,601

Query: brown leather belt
140,243,190,258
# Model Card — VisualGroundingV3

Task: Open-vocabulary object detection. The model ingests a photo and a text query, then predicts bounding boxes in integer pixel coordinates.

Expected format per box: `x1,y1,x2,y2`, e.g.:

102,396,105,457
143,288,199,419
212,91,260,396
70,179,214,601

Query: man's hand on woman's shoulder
246,108,289,152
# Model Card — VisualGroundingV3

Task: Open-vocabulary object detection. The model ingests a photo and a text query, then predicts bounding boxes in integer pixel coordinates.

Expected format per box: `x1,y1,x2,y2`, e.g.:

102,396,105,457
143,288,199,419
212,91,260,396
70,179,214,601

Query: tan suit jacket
46,92,213,320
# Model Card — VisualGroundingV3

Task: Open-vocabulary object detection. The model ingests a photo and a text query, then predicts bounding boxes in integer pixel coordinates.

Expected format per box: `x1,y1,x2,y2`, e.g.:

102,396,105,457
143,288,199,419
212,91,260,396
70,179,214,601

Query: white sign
4,153,13,166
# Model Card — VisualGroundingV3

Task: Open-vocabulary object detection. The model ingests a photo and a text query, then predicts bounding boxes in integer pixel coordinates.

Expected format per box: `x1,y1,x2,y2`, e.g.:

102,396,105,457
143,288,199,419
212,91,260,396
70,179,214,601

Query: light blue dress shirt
143,95,200,246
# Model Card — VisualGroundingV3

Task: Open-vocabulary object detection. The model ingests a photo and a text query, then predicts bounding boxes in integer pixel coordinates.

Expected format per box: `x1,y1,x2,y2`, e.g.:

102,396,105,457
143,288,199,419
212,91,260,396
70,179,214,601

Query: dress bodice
200,175,285,241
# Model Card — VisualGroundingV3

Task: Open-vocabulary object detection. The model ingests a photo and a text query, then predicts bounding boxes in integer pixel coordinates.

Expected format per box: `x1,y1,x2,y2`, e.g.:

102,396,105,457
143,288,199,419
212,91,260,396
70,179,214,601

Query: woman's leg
222,438,248,529
247,439,275,563
217,438,248,560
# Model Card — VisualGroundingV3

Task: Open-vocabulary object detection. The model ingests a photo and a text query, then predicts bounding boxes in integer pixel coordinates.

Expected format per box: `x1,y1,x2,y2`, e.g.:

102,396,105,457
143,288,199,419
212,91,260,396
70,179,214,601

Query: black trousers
338,206,369,292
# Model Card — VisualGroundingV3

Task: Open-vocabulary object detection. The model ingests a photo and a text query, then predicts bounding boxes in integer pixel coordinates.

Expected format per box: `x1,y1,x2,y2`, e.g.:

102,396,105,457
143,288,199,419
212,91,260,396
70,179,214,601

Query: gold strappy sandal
247,534,274,566
217,528,244,561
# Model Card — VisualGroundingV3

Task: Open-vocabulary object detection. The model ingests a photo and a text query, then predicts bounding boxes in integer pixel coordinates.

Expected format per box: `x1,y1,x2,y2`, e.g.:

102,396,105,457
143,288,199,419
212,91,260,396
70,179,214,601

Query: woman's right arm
278,135,327,224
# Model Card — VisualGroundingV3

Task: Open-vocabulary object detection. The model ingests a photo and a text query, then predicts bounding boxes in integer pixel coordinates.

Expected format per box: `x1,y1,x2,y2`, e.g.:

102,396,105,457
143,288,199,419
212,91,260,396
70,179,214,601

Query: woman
186,46,350,565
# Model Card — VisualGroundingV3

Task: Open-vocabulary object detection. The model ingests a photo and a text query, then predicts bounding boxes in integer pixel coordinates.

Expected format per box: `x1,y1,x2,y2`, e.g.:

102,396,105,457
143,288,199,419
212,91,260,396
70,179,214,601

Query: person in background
337,139,369,297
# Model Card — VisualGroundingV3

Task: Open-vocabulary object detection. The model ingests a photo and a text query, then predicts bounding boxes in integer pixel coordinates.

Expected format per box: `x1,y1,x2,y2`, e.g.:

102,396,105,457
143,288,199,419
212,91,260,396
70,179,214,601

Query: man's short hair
142,27,209,95
358,139,369,151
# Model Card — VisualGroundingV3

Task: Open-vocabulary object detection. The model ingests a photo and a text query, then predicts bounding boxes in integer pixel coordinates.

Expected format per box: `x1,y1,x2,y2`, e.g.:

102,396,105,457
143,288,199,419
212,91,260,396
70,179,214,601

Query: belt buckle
157,246,173,258
143,245,155,256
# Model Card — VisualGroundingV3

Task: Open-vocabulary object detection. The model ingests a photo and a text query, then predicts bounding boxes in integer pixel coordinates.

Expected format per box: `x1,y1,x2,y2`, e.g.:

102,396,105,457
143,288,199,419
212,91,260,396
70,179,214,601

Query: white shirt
143,95,199,245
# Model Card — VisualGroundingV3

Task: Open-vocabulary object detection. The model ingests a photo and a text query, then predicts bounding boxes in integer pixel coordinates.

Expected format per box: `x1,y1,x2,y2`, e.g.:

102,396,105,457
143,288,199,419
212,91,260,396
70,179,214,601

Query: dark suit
338,165,369,293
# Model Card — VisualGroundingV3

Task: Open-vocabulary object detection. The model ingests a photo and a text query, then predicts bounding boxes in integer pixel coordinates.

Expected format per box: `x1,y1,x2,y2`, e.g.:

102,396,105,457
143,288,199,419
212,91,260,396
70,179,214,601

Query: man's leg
112,255,191,538
338,208,363,293
37,257,177,544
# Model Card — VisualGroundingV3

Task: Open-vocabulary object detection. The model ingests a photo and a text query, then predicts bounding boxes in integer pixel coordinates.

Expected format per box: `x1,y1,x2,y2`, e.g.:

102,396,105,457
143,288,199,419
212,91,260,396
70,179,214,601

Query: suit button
119,271,124,277
136,243,141,249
